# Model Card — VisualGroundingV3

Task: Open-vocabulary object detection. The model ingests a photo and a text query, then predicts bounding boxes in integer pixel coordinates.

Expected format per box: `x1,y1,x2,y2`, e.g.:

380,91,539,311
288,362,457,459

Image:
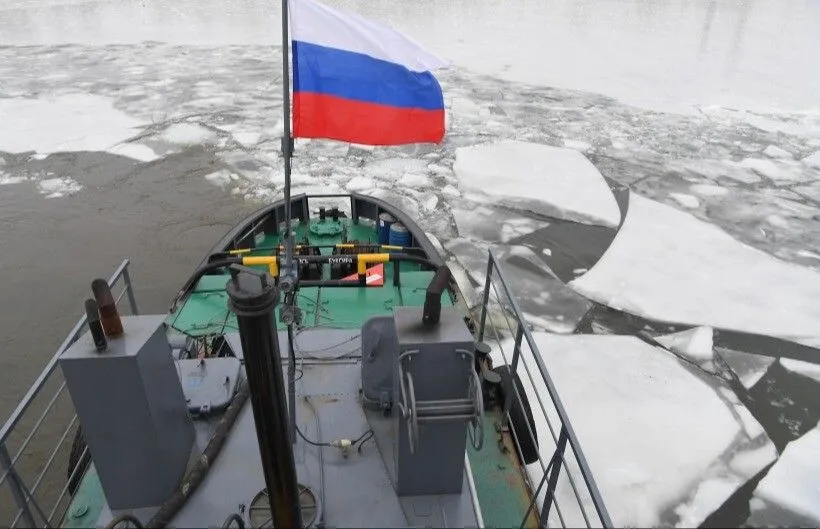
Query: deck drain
248,484,318,528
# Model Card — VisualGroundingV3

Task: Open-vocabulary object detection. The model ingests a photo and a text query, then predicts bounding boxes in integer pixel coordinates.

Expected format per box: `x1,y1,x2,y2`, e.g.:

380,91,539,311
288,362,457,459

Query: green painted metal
168,219,443,334
69,216,534,527
62,466,104,529
467,410,535,529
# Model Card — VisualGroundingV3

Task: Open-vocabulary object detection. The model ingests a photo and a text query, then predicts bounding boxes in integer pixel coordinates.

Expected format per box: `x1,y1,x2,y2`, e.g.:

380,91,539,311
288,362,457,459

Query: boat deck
82,328,484,528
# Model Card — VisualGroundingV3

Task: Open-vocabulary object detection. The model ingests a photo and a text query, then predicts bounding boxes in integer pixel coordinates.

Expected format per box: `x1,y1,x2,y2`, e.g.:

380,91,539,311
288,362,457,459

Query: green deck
167,218,450,336
468,410,537,528
63,216,533,527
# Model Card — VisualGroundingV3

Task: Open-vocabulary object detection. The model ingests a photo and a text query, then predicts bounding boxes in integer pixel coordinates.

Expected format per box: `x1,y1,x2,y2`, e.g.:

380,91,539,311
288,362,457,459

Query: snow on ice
655,326,714,367
36,177,82,198
486,332,775,528
453,141,621,228
751,422,820,526
570,193,820,348
0,94,146,159
779,358,820,384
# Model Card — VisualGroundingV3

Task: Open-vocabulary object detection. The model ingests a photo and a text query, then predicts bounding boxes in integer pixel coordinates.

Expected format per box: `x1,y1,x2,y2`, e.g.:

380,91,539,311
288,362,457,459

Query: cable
354,430,375,454
295,422,333,447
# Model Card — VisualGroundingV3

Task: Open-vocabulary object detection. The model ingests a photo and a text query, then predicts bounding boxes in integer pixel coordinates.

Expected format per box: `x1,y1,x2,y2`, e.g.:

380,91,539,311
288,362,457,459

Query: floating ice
37,177,82,198
486,332,772,528
570,193,820,347
739,158,809,185
108,142,158,162
563,139,591,152
716,349,775,390
669,193,699,209
671,159,759,184
233,131,261,148
0,94,144,156
366,157,428,181
345,176,377,192
673,476,744,528
779,358,820,384
453,141,620,228
204,170,234,188
752,422,820,525
161,123,216,145
446,238,590,333
441,184,460,198
451,206,550,244
763,145,793,159
656,326,714,366
690,184,728,197
802,151,820,168
0,174,28,185
398,173,431,188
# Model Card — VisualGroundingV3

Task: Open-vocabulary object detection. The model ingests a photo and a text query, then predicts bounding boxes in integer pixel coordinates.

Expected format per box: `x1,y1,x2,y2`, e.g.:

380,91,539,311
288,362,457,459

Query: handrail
476,250,612,528
0,259,139,528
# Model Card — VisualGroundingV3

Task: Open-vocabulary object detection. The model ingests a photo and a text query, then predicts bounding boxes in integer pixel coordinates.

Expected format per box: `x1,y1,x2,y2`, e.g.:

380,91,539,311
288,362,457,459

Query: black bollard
226,264,302,529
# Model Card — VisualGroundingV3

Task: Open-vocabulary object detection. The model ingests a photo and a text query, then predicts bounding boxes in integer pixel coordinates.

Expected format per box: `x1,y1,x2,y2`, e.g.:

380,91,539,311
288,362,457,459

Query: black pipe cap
226,264,280,317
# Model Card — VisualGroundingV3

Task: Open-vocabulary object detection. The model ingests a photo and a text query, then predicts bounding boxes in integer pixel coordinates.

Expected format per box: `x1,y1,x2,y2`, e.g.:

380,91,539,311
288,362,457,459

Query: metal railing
0,259,139,528
476,250,613,529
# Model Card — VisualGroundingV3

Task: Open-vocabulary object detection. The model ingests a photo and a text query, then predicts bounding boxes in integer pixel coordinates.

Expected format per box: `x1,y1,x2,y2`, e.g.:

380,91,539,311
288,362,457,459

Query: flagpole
280,0,298,448
281,0,294,276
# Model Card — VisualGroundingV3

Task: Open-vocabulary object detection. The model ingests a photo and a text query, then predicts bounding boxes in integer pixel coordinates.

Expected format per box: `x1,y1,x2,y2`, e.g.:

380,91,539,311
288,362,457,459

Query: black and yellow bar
241,256,279,277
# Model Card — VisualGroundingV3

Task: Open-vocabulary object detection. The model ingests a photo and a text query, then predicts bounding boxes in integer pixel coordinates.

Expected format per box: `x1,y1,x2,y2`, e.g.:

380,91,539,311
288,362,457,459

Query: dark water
0,147,258,423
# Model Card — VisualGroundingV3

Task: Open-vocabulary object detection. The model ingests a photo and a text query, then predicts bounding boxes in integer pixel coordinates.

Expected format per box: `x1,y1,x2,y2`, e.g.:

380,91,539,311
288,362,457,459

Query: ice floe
763,145,793,159
108,142,159,162
739,157,811,185
802,151,820,168
453,141,621,228
779,358,820,384
485,332,775,528
0,174,28,185
451,206,550,244
669,192,699,209
0,94,144,157
445,238,589,333
752,422,820,525
570,193,820,347
689,183,728,197
161,123,217,145
655,326,714,367
715,349,775,390
37,177,82,198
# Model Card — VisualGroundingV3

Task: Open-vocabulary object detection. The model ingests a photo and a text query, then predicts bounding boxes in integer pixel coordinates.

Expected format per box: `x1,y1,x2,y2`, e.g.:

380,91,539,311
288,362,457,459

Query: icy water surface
1,0,820,526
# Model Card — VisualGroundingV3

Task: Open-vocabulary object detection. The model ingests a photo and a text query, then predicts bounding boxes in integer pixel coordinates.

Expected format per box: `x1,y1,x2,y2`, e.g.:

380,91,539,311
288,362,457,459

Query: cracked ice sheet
570,193,820,348
751,422,820,525
0,94,151,161
453,141,621,228
486,333,774,528
779,358,820,384
444,238,590,333
451,204,550,244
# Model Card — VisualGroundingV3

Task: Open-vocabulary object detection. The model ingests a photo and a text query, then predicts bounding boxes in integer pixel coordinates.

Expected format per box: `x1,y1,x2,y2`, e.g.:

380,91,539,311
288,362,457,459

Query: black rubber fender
493,365,539,465
67,427,91,496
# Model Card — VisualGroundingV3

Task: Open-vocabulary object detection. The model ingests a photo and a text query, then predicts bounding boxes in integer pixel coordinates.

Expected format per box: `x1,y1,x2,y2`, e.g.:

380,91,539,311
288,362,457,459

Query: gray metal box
60,315,194,510
360,315,399,411
392,306,475,496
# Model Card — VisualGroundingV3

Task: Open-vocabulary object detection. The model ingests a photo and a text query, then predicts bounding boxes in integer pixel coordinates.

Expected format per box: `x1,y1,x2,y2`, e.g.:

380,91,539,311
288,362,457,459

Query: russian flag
289,0,448,146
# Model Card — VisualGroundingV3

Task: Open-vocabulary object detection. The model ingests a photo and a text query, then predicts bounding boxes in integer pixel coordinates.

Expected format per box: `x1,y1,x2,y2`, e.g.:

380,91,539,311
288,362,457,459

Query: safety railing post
1,443,36,528
541,426,569,523
122,263,139,315
477,252,495,343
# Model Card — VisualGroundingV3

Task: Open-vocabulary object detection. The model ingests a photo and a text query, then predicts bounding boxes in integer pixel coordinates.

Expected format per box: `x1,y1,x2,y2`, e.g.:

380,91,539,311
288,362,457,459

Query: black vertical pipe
226,265,302,529
287,324,297,444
